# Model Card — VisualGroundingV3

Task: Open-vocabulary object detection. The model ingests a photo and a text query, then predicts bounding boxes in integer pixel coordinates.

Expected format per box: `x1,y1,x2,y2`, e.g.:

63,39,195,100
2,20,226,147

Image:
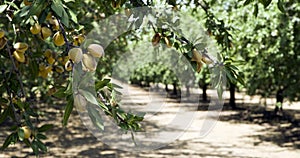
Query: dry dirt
1,84,300,158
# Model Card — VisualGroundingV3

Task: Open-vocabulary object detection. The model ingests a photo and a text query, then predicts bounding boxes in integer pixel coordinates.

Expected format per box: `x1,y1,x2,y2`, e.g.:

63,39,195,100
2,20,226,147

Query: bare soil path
1,84,300,158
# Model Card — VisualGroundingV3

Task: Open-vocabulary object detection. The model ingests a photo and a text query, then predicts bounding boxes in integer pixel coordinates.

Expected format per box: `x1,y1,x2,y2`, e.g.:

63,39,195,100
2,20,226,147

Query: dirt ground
1,84,300,158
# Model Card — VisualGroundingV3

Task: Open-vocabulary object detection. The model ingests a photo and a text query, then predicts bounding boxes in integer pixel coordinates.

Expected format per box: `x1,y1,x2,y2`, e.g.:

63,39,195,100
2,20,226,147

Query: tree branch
6,43,26,97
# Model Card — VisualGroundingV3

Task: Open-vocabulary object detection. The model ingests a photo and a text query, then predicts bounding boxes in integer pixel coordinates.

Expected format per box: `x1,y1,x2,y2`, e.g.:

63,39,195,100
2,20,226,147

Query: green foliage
130,62,179,86
209,0,300,102
243,0,286,16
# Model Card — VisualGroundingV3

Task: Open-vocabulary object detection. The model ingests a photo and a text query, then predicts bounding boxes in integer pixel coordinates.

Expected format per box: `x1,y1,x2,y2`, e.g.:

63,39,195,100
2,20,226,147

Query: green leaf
38,8,50,24
36,133,47,140
27,0,46,17
23,113,34,129
1,132,15,150
0,5,7,13
243,0,253,6
51,0,64,17
253,3,259,17
228,64,239,71
67,9,78,23
4,2,19,10
61,8,69,27
277,0,285,12
36,139,47,152
28,59,39,79
236,76,245,86
53,88,66,98
18,128,25,141
31,141,39,155
38,124,53,132
26,108,38,117
87,105,104,130
23,139,31,147
261,0,272,8
62,97,74,126
0,107,10,124
95,79,111,91
9,125,18,131
65,80,73,95
224,67,236,84
98,101,109,112
51,0,69,27
15,100,24,109
80,90,98,105
135,115,144,121
19,6,31,17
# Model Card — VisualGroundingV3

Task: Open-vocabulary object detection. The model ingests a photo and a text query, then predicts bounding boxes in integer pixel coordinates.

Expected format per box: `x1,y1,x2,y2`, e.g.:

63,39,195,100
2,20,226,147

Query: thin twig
55,17,73,54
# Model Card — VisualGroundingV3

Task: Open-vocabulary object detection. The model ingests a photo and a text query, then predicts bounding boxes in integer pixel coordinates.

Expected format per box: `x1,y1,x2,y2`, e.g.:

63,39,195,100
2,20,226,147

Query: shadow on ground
1,84,300,157
137,84,300,150
215,101,300,150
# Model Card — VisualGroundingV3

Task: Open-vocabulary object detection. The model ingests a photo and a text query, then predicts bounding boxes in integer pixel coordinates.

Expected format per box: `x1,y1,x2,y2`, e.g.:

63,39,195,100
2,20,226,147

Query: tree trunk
229,82,236,109
275,89,284,114
186,85,190,97
165,84,169,92
172,82,177,95
202,83,208,102
155,83,159,91
199,73,208,102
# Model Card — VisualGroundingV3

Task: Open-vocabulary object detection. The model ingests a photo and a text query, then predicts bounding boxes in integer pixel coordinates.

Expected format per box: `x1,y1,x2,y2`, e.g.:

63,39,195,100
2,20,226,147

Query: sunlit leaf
62,97,74,126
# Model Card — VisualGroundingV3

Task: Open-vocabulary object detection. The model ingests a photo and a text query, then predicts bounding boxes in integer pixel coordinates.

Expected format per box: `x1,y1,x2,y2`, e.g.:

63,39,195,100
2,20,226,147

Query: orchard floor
1,83,300,158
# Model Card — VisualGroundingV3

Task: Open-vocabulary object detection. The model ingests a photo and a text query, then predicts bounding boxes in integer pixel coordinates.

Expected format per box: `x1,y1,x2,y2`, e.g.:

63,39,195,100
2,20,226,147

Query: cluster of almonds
13,42,29,63
0,30,29,63
30,13,85,47
30,22,52,41
38,49,67,78
25,0,67,47
29,14,65,46
67,44,104,72
71,45,104,112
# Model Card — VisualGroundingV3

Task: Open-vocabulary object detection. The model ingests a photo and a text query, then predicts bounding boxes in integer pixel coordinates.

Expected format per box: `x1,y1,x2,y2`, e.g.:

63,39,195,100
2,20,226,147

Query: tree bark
155,83,159,91
229,82,236,109
165,84,169,92
186,85,190,97
202,83,208,102
275,89,284,113
199,73,208,102
173,82,177,95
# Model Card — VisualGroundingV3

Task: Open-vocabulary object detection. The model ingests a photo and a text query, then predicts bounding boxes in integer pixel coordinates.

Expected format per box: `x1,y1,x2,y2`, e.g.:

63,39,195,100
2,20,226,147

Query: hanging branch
6,43,26,97
2,69,20,125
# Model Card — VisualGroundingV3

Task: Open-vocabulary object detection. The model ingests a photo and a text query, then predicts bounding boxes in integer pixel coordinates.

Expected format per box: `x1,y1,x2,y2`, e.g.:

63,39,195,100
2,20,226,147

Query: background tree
220,0,300,112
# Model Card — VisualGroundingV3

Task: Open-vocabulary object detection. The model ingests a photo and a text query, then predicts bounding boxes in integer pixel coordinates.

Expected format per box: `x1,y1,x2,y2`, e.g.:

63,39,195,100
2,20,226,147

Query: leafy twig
98,92,127,124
